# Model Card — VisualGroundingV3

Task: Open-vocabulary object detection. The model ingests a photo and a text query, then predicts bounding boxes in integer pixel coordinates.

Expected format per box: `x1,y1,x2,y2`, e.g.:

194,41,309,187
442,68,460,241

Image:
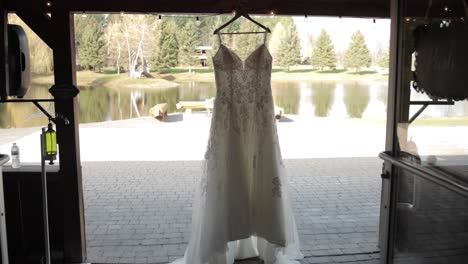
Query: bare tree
104,14,160,78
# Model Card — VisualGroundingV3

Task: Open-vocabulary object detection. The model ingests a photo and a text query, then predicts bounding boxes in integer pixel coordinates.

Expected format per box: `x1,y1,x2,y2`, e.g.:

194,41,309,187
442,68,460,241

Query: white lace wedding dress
171,34,303,264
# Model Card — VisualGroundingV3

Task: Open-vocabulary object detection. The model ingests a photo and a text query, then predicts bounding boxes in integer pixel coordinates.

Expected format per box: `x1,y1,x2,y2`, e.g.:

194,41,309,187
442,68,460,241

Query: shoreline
32,69,389,90
2,115,467,163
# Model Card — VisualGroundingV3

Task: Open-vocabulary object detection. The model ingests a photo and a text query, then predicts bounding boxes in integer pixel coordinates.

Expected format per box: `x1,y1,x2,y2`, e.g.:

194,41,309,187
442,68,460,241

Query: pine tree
178,21,201,73
155,20,179,72
234,19,264,60
277,21,301,71
268,22,286,65
344,31,372,72
375,46,390,70
206,16,228,69
310,29,337,71
78,16,105,71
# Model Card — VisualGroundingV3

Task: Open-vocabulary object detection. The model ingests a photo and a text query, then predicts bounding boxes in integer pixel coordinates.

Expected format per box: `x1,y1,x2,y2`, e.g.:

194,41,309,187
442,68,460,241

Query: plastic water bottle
11,143,20,168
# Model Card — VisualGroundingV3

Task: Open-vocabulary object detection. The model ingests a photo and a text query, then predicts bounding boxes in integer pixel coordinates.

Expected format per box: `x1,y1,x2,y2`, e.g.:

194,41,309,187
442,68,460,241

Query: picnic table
176,98,214,115
175,99,283,120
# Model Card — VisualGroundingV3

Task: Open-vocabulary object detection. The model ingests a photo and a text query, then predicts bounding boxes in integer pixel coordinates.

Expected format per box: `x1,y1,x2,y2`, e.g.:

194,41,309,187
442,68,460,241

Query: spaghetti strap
217,33,222,45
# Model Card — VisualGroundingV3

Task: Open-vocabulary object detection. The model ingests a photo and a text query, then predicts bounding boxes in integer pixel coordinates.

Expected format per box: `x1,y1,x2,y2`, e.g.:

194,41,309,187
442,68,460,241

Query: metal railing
379,152,468,198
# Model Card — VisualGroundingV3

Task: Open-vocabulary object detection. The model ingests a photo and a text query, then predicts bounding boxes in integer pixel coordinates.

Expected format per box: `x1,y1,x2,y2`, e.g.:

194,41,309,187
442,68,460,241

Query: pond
1,80,468,128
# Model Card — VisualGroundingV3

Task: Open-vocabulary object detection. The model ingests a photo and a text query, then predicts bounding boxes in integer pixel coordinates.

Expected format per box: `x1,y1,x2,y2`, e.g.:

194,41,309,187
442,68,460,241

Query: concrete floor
83,157,382,264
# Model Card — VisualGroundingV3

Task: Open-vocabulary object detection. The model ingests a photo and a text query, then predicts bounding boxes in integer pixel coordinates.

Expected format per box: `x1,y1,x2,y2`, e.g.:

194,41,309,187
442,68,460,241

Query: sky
293,16,391,56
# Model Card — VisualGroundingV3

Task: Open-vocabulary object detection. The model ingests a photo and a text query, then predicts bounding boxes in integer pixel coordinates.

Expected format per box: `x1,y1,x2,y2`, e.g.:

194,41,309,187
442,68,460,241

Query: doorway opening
72,13,392,263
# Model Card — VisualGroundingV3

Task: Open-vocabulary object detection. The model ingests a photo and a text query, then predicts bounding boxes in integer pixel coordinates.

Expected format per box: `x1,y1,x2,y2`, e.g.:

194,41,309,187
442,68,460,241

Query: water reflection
363,82,388,119
3,80,468,128
271,82,301,115
329,84,347,119
78,86,182,123
343,82,370,118
312,82,335,117
0,83,54,128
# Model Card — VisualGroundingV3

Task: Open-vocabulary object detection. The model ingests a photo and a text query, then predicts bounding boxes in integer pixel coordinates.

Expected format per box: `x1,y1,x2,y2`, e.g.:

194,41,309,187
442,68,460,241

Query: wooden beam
15,10,54,48
9,0,461,18
65,0,390,18
49,5,86,263
0,4,9,100
6,0,390,18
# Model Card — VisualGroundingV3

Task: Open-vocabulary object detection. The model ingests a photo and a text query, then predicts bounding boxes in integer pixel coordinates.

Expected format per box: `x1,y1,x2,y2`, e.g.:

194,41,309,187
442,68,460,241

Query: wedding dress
171,33,303,264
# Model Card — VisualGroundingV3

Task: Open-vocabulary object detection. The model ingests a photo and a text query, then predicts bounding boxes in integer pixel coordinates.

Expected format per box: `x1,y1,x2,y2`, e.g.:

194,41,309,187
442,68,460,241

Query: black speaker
7,24,30,98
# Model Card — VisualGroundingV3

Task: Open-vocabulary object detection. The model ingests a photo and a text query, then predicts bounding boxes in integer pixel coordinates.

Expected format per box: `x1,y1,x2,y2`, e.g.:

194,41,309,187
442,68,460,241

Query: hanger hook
235,0,249,14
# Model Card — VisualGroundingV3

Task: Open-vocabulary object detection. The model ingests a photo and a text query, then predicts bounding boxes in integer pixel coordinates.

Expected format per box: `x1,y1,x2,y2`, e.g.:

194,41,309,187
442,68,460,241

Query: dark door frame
0,2,85,263
0,0,406,263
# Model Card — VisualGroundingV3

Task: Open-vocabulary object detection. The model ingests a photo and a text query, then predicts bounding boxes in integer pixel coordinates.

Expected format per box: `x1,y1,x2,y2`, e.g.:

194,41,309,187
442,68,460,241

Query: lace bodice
206,42,276,161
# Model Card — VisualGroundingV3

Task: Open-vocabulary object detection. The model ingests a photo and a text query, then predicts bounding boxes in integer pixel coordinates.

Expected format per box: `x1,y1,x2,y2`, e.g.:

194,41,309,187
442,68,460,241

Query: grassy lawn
412,117,468,127
357,117,468,127
271,68,388,81
33,71,179,89
32,66,389,88
164,65,389,82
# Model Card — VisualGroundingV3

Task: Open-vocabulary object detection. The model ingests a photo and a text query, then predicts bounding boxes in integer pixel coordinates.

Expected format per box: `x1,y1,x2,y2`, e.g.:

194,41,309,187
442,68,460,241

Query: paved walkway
83,157,382,264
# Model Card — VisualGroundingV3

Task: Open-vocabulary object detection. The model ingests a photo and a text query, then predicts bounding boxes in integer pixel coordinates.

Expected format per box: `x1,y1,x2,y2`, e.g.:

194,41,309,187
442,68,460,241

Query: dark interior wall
3,171,64,264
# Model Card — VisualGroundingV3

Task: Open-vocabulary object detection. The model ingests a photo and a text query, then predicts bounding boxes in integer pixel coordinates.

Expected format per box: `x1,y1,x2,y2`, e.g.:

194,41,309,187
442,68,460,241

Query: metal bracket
409,100,455,124
0,98,56,123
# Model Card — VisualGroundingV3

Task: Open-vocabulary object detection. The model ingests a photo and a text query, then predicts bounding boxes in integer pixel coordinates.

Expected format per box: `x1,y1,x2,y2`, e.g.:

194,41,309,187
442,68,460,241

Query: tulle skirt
170,236,303,264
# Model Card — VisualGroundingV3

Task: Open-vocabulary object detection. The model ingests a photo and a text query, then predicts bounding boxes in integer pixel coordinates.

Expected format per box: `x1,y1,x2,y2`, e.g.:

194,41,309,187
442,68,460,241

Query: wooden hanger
213,7,271,35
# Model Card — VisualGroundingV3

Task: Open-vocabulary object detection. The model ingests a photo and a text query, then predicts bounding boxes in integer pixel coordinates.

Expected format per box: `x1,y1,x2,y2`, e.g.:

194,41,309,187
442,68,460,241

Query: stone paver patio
83,157,382,264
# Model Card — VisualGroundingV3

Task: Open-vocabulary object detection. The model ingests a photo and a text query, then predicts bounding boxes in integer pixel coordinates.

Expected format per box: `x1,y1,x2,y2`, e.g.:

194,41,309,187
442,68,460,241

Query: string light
81,12,87,18
373,18,376,23
440,20,451,28
195,16,201,26
158,15,162,23
45,1,52,7
304,14,309,23
120,11,125,16
270,10,275,16
443,5,450,13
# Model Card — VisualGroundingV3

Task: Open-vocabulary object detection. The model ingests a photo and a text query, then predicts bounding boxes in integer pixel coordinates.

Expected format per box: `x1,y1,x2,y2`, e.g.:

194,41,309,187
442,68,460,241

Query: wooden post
49,8,86,263
0,5,8,100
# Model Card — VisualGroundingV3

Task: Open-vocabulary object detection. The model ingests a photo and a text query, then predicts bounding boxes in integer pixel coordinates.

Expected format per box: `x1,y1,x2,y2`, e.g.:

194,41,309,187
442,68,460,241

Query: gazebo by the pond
1,0,468,264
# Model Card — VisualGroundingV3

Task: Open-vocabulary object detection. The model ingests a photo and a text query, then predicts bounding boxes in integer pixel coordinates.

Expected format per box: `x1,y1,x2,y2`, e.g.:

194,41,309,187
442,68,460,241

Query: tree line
10,14,389,76
308,29,389,72
75,15,305,75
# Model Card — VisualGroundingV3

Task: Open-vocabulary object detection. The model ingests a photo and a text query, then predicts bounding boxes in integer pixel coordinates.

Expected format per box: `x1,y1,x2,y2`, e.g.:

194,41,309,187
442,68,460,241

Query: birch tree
104,14,160,78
